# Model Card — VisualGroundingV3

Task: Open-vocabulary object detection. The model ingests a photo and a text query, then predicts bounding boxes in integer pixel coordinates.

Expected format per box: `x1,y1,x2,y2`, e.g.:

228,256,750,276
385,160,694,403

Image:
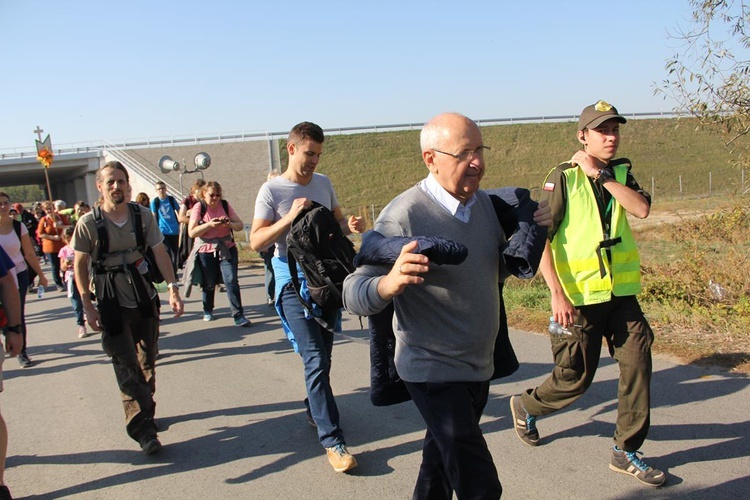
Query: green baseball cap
578,100,627,131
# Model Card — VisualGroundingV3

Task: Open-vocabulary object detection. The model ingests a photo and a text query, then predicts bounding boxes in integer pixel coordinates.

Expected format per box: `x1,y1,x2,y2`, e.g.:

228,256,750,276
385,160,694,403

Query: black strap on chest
12,220,22,240
93,202,145,270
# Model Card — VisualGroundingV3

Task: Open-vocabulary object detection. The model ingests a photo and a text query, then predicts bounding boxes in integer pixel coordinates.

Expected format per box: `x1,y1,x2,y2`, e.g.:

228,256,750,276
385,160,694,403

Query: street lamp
158,152,211,196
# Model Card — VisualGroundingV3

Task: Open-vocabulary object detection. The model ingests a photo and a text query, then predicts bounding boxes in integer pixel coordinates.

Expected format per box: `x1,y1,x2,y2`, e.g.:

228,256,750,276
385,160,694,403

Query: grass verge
503,199,750,374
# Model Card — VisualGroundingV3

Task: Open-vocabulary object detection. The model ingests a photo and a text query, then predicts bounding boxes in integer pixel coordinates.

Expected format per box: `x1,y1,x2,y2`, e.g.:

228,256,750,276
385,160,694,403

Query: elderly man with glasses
343,112,550,499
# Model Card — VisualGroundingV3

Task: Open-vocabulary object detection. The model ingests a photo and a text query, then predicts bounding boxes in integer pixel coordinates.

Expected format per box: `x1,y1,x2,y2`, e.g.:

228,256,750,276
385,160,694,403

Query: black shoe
139,434,163,455
0,484,13,500
306,409,317,428
303,398,317,428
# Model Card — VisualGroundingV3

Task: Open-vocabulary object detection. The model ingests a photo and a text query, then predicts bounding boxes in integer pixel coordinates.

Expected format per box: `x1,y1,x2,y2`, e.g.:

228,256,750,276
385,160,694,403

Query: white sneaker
78,325,88,338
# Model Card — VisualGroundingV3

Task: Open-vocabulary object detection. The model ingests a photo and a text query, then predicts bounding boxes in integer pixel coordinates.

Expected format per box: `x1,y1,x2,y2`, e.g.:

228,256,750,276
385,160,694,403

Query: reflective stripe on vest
549,163,642,306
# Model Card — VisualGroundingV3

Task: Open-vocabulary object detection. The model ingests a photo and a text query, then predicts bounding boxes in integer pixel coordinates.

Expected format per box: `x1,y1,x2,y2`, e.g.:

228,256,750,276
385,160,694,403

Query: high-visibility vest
549,163,642,306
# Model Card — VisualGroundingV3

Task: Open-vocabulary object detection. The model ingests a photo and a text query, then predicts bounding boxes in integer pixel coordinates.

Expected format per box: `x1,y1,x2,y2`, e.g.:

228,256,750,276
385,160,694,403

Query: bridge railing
1,111,681,161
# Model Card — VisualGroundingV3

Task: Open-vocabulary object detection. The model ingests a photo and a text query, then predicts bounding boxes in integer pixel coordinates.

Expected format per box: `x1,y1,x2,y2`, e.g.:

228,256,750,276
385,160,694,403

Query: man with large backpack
151,181,180,274
250,121,364,473
73,161,184,456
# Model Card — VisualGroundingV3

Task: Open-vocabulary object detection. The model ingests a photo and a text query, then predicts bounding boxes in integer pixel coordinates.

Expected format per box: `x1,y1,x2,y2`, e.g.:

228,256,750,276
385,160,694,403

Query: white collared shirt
420,173,476,223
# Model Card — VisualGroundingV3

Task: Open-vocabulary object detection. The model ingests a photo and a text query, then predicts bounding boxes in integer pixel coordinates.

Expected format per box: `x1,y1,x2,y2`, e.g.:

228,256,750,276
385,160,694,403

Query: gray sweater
342,185,505,383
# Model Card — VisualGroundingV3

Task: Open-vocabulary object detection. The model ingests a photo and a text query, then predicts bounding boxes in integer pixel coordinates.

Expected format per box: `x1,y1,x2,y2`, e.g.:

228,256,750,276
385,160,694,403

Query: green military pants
521,295,654,451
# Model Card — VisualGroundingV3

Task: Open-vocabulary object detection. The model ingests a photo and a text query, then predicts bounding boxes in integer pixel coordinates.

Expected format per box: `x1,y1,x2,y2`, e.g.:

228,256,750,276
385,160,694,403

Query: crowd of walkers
0,103,665,499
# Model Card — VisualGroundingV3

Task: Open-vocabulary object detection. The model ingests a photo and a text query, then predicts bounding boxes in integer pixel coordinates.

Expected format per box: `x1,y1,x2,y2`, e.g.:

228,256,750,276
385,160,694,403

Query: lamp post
157,152,211,196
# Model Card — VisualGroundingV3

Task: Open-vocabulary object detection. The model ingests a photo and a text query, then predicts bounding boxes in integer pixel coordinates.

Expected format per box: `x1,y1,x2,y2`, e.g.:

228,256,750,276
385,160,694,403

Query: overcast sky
1,0,695,151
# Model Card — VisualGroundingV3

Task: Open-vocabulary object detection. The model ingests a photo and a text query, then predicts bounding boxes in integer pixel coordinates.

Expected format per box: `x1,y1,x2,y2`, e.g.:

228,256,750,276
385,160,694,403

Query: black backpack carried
93,202,165,284
286,202,356,319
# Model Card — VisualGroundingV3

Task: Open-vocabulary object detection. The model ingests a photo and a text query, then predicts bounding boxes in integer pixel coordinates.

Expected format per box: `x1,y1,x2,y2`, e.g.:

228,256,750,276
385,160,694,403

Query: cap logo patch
595,100,613,112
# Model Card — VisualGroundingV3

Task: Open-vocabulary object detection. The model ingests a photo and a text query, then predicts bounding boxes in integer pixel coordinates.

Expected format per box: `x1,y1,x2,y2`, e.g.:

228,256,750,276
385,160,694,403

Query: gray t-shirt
253,173,339,257
343,185,505,383
72,204,163,308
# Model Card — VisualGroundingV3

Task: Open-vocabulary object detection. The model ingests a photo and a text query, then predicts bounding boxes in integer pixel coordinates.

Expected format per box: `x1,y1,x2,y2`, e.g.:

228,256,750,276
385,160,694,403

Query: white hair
419,112,471,152
54,199,66,209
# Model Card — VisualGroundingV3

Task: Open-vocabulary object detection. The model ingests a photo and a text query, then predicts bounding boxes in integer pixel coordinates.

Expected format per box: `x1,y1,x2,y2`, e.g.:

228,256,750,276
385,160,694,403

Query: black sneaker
0,484,12,500
139,434,163,456
609,446,666,487
303,399,317,428
510,395,539,446
306,408,317,429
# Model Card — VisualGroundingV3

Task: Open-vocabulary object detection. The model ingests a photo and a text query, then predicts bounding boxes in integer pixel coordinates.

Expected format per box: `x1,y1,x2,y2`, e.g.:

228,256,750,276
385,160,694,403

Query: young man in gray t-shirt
250,122,364,473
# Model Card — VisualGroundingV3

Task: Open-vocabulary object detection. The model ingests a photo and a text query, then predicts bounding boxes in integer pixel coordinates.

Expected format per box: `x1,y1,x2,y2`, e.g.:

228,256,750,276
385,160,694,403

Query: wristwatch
167,282,180,292
597,168,616,183
5,324,22,334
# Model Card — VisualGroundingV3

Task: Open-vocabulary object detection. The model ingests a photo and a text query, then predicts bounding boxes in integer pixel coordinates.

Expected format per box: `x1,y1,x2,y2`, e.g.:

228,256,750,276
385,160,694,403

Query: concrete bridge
0,135,280,221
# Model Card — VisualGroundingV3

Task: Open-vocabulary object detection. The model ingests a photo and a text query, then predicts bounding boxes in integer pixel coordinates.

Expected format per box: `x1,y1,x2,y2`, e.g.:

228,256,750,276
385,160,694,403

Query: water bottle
548,316,572,336
37,285,44,299
136,258,149,275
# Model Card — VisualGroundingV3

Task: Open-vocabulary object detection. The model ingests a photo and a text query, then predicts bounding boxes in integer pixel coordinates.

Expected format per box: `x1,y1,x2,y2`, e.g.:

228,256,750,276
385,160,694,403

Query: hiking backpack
93,202,165,284
286,202,356,315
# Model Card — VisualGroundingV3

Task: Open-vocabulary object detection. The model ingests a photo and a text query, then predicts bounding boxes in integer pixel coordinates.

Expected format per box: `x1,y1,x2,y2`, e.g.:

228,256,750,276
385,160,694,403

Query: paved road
3,264,748,499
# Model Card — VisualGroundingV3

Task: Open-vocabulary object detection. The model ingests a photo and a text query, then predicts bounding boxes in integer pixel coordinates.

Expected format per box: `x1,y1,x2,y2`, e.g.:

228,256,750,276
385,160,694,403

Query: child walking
59,227,88,338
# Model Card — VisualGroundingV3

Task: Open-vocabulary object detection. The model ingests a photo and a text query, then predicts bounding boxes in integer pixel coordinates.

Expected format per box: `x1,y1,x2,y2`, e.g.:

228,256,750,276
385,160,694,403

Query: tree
2,185,45,203
659,0,750,178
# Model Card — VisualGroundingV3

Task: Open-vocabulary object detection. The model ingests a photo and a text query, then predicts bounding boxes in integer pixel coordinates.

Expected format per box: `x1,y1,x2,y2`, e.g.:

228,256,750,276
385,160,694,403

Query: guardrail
0,111,681,160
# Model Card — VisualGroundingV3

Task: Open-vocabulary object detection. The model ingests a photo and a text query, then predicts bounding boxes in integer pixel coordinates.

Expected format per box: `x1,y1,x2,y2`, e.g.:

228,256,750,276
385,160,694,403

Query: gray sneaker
510,395,539,446
17,353,33,368
609,446,666,487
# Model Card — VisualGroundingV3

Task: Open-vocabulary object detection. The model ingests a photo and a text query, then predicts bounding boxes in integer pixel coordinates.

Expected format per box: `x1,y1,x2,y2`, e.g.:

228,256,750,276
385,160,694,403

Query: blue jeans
198,246,243,319
261,247,275,301
46,252,64,288
69,279,84,325
280,284,344,448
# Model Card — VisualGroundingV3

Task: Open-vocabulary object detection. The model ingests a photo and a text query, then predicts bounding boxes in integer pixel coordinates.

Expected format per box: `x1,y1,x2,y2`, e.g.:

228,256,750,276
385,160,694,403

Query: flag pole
34,126,54,201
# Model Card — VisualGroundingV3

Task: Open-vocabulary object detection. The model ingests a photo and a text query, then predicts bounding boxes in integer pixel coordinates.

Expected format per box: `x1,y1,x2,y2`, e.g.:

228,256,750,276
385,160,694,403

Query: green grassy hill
305,117,742,216
266,116,750,372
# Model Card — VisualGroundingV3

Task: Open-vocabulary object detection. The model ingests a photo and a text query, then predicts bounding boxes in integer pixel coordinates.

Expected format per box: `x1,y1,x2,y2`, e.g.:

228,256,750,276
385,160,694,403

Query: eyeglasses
432,145,490,162
208,193,221,198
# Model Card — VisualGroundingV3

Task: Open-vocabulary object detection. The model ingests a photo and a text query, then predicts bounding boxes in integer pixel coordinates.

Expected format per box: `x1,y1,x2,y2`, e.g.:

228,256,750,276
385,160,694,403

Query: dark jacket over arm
361,186,547,406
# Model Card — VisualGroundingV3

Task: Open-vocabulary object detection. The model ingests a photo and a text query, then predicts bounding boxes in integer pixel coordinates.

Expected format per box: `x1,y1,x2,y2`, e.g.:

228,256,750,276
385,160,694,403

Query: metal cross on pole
33,126,44,142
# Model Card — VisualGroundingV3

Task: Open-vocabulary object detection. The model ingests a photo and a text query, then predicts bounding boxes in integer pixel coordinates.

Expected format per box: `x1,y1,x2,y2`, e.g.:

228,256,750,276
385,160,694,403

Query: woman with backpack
0,192,49,367
176,179,206,270
187,181,251,327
